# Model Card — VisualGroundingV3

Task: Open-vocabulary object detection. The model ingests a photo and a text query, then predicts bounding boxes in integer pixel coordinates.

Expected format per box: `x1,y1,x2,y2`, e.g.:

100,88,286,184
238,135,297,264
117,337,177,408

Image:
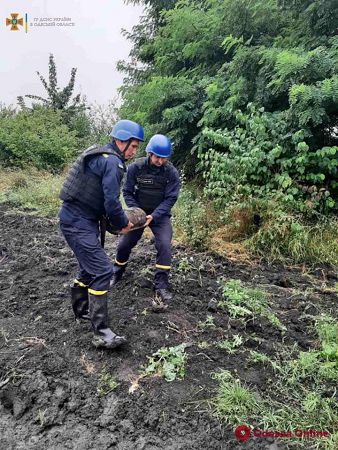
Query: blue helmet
146,134,172,158
110,120,144,142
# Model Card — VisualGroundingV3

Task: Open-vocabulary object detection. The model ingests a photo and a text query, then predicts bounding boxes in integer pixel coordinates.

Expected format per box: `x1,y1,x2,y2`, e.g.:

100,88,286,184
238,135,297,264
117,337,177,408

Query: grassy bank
0,168,337,268
0,168,63,216
173,185,338,268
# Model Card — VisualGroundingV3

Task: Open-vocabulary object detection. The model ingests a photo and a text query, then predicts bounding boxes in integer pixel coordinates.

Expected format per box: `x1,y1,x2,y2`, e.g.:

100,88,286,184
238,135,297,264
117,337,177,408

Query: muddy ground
0,203,337,450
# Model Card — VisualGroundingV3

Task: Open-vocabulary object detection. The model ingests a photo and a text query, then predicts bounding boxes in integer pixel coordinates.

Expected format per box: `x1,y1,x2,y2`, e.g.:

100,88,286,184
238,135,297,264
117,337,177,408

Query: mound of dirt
0,204,336,449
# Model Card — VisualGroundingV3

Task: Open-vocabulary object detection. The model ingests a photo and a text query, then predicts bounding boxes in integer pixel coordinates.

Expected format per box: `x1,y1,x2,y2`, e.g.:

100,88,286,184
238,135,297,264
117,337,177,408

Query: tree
125,0,178,23
17,54,86,124
118,0,338,212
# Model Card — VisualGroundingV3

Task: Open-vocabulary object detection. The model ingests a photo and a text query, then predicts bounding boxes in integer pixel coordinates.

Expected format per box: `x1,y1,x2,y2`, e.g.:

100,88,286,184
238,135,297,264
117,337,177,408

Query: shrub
141,343,187,382
200,104,337,215
0,107,78,172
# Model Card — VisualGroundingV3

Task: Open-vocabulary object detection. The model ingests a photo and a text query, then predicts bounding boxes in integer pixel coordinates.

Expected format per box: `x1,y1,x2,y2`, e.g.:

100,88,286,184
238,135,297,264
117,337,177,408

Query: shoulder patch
118,163,124,169
102,153,109,158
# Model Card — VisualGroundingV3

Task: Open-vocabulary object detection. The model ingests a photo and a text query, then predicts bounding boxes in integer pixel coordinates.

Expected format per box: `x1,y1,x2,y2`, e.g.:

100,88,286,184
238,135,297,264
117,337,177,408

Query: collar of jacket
108,140,125,162
146,155,167,173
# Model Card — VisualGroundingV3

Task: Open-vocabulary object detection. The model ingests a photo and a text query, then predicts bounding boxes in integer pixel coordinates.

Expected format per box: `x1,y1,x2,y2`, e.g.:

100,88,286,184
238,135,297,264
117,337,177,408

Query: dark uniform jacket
59,143,128,231
123,157,180,223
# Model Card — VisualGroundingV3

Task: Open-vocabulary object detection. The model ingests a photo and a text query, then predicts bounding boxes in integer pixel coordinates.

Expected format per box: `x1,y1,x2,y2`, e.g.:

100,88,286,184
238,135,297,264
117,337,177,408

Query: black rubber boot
88,293,127,349
71,286,90,321
110,264,127,287
155,289,172,303
152,289,172,312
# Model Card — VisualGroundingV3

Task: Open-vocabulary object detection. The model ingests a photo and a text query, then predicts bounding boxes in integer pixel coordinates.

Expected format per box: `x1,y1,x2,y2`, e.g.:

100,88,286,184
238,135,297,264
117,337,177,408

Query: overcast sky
0,0,143,107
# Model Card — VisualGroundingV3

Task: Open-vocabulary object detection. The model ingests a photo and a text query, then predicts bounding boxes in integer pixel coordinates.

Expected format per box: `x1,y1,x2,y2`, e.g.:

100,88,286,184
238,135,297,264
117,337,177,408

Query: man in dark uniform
111,134,180,308
58,120,144,349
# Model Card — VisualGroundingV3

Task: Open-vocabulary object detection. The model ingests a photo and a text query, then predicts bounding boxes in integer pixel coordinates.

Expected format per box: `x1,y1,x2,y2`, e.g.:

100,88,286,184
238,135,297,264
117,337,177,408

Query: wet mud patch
0,204,337,449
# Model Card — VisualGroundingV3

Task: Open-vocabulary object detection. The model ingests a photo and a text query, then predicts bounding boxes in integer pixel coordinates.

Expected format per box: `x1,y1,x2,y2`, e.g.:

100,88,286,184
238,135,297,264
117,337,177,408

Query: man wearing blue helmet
111,134,180,310
58,119,144,349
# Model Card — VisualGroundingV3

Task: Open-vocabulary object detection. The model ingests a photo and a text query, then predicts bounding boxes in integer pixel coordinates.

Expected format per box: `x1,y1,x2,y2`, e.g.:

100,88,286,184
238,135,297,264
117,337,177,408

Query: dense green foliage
119,0,338,214
0,107,78,171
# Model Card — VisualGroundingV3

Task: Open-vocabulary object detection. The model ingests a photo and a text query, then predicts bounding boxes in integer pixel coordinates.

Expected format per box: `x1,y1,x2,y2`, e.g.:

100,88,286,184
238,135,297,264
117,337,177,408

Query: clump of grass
249,350,286,374
286,315,338,383
141,343,187,382
247,209,338,267
211,370,258,425
316,315,338,349
97,368,119,397
249,316,338,385
314,315,338,380
218,279,286,331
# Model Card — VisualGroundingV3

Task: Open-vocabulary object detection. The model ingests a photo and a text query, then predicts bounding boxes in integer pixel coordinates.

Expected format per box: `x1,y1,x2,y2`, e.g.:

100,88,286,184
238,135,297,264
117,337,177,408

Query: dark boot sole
92,337,127,349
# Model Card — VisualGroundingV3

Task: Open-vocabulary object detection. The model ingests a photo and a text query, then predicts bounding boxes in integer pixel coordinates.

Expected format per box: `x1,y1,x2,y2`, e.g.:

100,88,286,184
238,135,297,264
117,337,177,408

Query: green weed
217,335,243,354
218,279,286,330
177,256,195,273
197,315,216,331
141,343,187,382
249,350,282,372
